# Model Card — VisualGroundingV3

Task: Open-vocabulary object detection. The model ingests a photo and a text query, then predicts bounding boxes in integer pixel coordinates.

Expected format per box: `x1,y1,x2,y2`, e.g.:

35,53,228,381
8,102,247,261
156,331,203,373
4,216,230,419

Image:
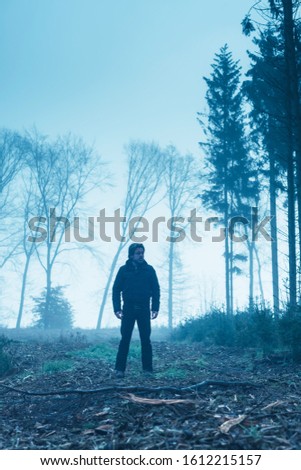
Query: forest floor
0,328,301,450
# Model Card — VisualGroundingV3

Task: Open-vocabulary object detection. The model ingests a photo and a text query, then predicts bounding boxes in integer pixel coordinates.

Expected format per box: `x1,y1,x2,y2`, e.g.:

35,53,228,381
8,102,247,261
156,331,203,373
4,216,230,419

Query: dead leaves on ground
1,338,301,449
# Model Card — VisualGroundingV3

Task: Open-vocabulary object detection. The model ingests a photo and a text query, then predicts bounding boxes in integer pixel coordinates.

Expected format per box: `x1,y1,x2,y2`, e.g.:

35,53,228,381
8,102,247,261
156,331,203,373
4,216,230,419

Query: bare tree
15,174,43,328
0,129,25,268
163,145,197,329
0,128,24,195
96,140,164,329
27,130,107,329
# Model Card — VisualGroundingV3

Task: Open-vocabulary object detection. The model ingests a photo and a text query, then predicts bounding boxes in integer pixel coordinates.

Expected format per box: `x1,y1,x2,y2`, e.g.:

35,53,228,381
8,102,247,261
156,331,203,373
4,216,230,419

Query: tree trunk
16,254,31,329
269,147,280,316
168,239,175,329
230,236,234,315
248,239,254,311
286,144,297,307
224,187,231,315
96,243,124,329
44,233,52,329
278,0,297,308
45,263,52,329
283,28,297,307
282,0,301,300
225,236,231,315
254,243,265,307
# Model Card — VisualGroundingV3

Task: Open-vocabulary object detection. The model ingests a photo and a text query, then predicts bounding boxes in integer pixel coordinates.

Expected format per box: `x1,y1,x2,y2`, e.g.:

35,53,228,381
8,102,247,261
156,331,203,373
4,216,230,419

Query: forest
1,0,301,452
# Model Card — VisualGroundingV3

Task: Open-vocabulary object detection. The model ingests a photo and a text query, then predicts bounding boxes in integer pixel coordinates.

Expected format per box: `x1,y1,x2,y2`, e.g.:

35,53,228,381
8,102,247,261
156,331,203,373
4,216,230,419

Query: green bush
174,304,301,362
0,336,11,377
172,308,234,345
279,307,301,363
234,306,277,351
172,305,277,352
32,286,74,330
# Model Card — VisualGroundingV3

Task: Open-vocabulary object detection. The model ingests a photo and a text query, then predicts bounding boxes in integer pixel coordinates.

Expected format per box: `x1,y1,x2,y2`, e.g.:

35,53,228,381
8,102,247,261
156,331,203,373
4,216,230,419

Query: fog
0,0,281,329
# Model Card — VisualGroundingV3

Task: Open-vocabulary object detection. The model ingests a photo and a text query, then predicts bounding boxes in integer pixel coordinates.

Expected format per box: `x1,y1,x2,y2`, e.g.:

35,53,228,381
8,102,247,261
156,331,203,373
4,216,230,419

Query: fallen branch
0,380,261,397
122,393,197,405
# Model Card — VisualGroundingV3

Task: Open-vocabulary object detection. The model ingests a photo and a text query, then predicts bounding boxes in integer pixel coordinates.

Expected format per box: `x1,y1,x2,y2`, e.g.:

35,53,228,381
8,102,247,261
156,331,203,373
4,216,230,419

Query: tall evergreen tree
281,0,301,305
243,0,301,306
199,45,257,314
244,27,287,314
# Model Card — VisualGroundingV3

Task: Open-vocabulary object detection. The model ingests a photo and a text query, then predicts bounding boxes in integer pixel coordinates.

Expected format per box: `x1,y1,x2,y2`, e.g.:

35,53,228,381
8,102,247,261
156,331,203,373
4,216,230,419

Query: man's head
128,243,145,264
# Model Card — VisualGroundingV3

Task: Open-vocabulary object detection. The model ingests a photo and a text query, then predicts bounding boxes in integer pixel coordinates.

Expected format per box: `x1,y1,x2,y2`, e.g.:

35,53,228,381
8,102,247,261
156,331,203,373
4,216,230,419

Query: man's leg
115,311,136,372
137,311,153,372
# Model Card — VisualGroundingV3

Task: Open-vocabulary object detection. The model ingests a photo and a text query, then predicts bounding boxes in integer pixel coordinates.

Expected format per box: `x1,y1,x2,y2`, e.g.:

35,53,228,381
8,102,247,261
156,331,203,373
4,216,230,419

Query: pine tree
199,45,257,314
244,27,288,315
242,0,301,307
32,286,74,330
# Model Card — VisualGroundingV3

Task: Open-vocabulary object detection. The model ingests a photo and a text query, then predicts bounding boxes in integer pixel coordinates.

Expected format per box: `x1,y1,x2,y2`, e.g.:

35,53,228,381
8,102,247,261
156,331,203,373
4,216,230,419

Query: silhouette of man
113,243,160,378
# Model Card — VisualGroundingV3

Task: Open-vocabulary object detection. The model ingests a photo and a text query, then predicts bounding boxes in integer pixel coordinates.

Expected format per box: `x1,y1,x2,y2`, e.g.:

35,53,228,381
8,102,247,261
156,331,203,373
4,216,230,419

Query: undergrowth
0,335,12,376
172,305,301,362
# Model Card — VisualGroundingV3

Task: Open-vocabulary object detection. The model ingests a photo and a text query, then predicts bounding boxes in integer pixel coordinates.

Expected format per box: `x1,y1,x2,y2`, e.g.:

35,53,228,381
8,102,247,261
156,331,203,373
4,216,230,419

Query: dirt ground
0,329,301,450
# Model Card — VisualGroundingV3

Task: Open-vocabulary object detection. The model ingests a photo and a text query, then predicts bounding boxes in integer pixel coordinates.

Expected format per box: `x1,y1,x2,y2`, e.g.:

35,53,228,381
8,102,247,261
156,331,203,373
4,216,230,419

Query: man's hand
151,311,158,320
114,310,123,319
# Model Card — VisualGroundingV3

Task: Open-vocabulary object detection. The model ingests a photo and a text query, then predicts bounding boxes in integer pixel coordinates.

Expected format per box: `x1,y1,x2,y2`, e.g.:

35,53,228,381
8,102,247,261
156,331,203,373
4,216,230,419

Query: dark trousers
115,306,152,372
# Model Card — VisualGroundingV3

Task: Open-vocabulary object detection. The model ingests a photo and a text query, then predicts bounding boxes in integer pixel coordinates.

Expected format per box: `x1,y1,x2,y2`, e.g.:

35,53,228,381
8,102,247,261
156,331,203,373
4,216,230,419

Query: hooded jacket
112,259,160,313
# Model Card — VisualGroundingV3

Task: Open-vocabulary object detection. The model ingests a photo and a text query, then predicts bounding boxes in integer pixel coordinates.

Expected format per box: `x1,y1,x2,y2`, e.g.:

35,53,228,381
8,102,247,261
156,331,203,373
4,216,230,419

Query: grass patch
155,357,207,379
194,357,208,367
128,343,141,360
156,366,187,380
71,343,117,363
42,359,74,373
70,341,146,366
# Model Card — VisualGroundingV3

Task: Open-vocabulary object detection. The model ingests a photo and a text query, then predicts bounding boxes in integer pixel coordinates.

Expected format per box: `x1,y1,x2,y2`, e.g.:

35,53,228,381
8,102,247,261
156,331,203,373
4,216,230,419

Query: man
112,243,160,378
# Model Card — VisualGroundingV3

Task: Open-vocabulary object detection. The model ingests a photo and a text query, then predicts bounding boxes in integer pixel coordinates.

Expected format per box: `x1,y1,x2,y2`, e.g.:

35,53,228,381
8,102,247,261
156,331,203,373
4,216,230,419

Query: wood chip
262,400,286,410
219,415,247,434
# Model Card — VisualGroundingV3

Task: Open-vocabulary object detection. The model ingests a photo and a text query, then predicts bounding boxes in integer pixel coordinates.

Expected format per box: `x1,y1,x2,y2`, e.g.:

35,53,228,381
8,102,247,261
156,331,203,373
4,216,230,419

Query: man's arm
150,267,160,315
112,267,124,316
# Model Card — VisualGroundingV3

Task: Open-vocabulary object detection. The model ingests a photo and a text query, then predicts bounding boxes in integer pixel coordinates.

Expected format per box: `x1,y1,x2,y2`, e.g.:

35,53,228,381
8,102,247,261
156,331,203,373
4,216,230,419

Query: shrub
173,304,301,362
234,306,277,351
32,286,74,330
0,335,11,377
172,305,276,352
172,308,235,346
279,307,301,363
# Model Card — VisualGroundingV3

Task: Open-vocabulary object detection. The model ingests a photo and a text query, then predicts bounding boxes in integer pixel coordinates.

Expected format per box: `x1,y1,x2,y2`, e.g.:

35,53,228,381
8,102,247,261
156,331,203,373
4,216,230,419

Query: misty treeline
0,129,196,329
0,0,301,332
198,0,301,316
